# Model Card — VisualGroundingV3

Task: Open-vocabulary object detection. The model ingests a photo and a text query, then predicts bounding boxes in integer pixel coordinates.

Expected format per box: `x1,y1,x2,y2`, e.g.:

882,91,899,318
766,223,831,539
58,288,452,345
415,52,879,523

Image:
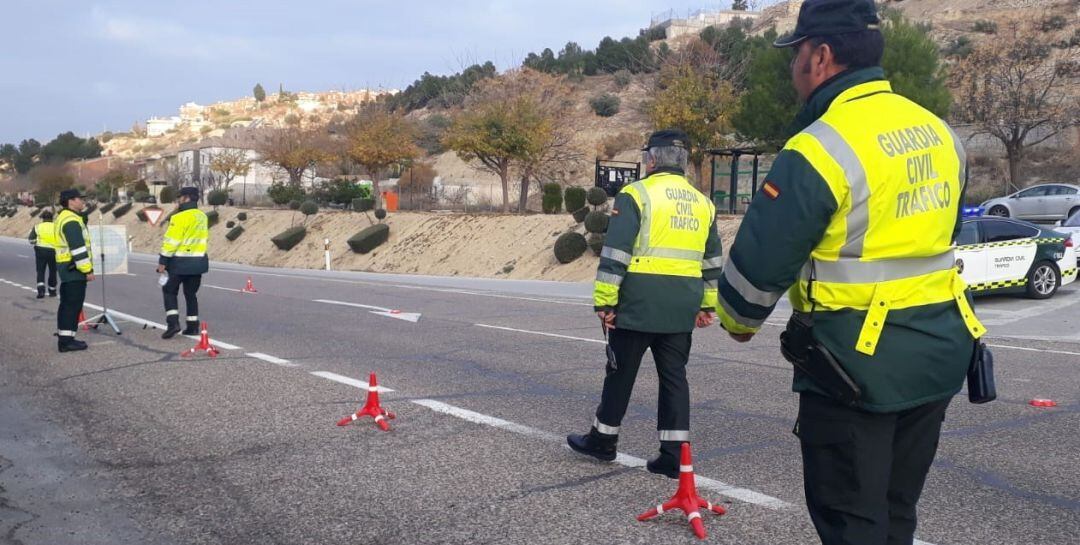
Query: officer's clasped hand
596,310,616,331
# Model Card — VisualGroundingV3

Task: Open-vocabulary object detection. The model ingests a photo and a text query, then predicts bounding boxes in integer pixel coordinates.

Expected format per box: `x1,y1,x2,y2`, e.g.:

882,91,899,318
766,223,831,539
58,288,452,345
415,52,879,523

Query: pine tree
254,83,266,102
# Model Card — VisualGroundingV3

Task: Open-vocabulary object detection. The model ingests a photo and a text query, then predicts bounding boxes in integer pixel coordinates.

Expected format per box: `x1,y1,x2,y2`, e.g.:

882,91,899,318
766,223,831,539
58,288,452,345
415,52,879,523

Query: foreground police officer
157,187,209,339
714,1,985,543
54,189,96,352
567,129,723,478
28,209,58,298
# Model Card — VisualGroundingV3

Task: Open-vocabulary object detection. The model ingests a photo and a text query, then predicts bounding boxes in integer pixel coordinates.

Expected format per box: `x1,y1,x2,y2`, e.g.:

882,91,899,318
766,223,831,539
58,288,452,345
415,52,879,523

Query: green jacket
719,68,973,412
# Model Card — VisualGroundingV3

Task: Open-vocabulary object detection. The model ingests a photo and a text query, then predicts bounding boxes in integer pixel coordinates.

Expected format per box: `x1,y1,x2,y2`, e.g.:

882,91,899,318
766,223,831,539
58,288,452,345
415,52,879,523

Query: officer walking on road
54,189,95,352
567,129,723,478
157,187,210,339
714,1,985,543
28,209,58,298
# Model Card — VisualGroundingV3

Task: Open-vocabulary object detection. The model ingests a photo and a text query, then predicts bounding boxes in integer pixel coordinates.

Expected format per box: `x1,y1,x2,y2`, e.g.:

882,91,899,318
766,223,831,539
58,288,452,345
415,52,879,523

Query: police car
955,215,1077,299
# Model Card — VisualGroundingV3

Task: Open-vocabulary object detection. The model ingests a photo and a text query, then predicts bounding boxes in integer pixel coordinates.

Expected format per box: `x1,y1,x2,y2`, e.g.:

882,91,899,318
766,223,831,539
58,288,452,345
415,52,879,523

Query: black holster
780,312,862,407
967,341,996,404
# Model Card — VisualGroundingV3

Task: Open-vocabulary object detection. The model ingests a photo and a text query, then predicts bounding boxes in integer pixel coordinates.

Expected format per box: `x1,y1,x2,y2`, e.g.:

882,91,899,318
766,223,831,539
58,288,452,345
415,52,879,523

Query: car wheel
988,205,1010,217
1069,206,1080,219
1026,261,1059,299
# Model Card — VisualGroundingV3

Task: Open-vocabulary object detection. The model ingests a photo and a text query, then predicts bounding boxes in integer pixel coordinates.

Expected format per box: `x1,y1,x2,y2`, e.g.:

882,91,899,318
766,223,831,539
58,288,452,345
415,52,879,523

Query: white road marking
315,299,390,312
16,254,29,259
246,352,298,367
313,299,422,323
183,335,241,350
411,398,793,510
310,371,394,393
986,343,1080,357
78,302,242,350
474,323,605,344
981,294,1080,326
205,284,244,293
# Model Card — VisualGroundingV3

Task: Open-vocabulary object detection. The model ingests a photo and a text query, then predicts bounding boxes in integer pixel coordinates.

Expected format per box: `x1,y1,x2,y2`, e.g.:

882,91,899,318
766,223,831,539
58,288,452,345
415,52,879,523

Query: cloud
90,6,258,61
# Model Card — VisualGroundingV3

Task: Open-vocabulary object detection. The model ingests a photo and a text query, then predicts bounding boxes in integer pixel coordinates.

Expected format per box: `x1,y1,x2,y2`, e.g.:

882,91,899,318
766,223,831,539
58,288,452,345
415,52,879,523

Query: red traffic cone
78,309,90,331
242,276,258,293
336,372,395,431
637,443,725,540
181,322,220,358
1030,398,1058,408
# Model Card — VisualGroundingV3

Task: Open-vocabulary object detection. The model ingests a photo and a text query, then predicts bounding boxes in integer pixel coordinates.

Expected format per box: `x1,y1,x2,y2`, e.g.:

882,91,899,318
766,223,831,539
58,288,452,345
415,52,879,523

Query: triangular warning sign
143,206,165,226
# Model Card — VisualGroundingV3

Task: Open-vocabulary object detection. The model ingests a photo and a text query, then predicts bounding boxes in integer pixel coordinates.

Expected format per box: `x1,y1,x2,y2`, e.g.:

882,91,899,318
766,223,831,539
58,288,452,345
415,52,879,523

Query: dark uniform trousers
57,280,87,334
163,274,202,328
34,247,57,295
595,328,692,443
797,392,951,545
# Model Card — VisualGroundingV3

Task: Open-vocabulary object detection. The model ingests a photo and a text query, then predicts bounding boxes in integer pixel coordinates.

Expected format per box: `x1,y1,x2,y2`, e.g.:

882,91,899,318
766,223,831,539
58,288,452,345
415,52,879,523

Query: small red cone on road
637,443,725,540
78,309,89,331
336,372,395,431
181,322,220,358
1029,399,1058,408
242,277,258,293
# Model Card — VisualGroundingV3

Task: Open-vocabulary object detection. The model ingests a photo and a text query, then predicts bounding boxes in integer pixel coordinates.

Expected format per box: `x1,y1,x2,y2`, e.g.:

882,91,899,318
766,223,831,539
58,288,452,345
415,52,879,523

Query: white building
146,116,181,137
651,9,761,39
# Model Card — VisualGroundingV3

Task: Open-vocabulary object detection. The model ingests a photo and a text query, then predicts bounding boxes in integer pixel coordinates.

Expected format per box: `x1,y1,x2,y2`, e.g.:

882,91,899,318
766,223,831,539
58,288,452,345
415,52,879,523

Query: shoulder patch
762,181,781,200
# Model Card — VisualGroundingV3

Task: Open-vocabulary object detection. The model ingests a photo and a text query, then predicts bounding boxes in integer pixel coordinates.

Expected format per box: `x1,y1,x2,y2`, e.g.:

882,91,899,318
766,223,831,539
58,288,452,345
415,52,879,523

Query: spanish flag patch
762,181,780,200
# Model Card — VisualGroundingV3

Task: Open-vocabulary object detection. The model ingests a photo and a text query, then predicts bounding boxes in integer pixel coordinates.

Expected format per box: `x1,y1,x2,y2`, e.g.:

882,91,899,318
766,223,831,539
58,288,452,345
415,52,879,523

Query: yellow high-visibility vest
54,209,93,274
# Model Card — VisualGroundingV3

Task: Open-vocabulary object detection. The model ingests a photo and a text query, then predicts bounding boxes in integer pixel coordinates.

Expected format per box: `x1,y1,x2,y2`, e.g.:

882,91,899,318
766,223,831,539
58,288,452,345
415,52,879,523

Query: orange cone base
242,277,258,293
637,443,725,539
181,322,220,358
79,310,91,331
336,372,395,431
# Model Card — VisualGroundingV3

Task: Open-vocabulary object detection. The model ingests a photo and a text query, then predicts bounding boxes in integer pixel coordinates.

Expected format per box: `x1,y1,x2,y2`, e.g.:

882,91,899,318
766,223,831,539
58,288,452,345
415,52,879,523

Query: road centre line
310,371,394,392
79,302,242,351
986,343,1080,357
246,352,298,367
314,299,391,312
205,284,244,293
474,323,605,344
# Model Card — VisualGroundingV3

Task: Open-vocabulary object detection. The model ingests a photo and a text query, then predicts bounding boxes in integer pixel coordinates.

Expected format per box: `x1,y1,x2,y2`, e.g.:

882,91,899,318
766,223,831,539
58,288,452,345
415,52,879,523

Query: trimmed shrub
588,233,605,256
136,208,148,222
571,206,589,224
237,212,248,221
299,200,319,217
112,202,132,218
374,208,387,221
347,223,390,254
207,189,228,207
271,226,306,250
83,203,96,216
565,186,587,213
30,208,41,218
159,186,177,204
226,220,236,228
542,183,563,214
132,191,150,202
288,199,302,210
352,197,375,211
205,210,219,227
99,202,115,214
584,211,609,234
589,94,621,117
553,232,588,264
225,225,244,241
586,187,608,206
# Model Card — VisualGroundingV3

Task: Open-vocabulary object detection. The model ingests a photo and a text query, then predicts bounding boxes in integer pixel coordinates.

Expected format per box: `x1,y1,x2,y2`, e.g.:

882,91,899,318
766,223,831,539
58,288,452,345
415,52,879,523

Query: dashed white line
987,343,1080,357
16,254,29,259
246,352,298,367
314,299,390,312
79,302,242,350
474,323,605,344
205,284,244,293
310,371,394,392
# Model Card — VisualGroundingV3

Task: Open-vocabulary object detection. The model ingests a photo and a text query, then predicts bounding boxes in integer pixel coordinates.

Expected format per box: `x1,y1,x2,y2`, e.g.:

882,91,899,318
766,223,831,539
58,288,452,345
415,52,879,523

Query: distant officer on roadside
28,209,58,298
714,1,985,543
157,186,209,339
54,189,95,352
567,129,723,478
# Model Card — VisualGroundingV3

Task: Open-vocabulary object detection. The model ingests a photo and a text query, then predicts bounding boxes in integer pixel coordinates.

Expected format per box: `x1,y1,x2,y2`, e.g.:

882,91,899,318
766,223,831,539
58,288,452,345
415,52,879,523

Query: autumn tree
30,164,74,205
95,165,137,201
345,104,421,208
952,19,1080,192
647,39,738,190
256,126,327,186
208,148,252,192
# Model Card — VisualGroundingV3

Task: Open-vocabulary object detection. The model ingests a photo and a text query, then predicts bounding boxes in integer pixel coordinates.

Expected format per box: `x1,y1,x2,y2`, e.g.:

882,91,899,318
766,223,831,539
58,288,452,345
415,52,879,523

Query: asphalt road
1,235,1077,545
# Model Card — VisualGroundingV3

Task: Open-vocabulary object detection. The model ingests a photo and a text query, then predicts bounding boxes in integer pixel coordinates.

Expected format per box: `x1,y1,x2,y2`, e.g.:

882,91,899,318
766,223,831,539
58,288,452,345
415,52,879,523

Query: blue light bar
961,206,985,218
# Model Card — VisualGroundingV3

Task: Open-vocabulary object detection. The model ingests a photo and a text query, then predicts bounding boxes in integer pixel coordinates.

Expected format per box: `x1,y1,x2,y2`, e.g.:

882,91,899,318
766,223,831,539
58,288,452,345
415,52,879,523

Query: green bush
205,210,219,227
99,202,115,214
587,233,605,256
589,94,621,117
112,202,132,218
299,200,319,216
159,186,177,204
374,208,387,221
237,212,248,221
352,197,375,211
565,186,587,212
271,225,306,250
1041,15,1067,32
225,225,244,241
584,211,609,234
347,223,390,254
586,187,608,206
226,220,236,228
972,20,997,34
132,191,150,202
613,69,632,89
288,199,301,210
571,206,589,223
207,189,228,207
554,232,588,264
268,182,305,206
30,208,41,218
542,184,563,214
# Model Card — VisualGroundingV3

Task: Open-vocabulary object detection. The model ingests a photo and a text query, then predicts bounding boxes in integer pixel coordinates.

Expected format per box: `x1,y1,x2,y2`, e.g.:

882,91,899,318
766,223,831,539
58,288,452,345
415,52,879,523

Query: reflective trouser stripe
659,430,690,442
58,330,76,337
593,417,619,436
166,310,179,316
186,316,198,322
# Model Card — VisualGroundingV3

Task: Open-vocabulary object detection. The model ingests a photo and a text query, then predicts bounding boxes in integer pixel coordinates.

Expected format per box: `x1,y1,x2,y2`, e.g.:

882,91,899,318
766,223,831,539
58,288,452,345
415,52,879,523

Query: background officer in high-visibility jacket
715,1,984,543
157,186,209,339
567,129,723,478
28,209,58,298
54,189,95,352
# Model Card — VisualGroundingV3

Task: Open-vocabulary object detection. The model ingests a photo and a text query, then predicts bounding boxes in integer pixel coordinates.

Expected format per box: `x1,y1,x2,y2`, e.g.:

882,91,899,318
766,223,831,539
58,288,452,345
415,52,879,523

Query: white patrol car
955,216,1077,299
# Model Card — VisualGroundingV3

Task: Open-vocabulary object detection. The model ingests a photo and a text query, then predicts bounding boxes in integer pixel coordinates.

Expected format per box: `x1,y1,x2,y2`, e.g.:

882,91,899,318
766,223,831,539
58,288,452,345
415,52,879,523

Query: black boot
646,441,682,479
566,427,618,462
48,288,57,297
36,287,45,299
181,320,200,336
58,337,88,352
161,316,182,339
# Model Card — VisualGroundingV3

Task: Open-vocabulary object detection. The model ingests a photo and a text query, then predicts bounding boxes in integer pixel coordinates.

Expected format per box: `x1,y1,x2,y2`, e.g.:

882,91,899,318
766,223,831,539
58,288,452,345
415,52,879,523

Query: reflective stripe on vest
786,82,984,355
623,174,715,278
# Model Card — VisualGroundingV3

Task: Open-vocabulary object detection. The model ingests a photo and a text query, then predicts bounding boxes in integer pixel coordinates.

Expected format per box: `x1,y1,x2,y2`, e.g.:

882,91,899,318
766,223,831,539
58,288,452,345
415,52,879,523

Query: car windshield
1065,211,1080,227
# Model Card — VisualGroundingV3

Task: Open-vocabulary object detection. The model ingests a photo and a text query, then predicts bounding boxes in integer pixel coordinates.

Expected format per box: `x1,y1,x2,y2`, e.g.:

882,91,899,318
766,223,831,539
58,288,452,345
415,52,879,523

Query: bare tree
951,19,1080,192
208,148,252,192
256,127,328,186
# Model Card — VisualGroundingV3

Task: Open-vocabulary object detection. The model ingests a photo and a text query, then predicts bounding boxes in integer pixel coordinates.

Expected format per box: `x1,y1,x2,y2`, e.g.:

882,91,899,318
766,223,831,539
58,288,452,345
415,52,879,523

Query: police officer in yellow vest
567,130,723,478
54,189,96,352
715,2,985,543
28,209,58,298
157,186,210,339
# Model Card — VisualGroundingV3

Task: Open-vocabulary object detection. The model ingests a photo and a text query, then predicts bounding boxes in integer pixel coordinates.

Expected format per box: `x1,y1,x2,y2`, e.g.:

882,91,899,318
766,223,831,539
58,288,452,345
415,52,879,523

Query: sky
0,1,780,145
